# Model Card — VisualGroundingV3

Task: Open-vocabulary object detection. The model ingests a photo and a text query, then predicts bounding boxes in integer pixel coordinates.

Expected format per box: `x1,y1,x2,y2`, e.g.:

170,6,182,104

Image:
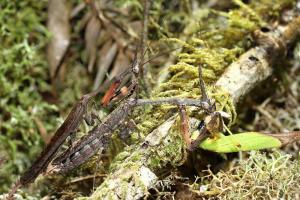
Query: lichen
197,151,300,199
146,118,187,170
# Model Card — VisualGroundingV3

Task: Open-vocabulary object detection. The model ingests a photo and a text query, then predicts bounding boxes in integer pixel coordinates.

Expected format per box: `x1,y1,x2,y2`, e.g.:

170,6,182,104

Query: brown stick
265,131,300,146
136,98,211,111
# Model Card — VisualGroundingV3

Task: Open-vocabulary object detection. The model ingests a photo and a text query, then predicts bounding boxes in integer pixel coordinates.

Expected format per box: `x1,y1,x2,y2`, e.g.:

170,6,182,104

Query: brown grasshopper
45,55,223,174
5,80,116,198
46,77,215,174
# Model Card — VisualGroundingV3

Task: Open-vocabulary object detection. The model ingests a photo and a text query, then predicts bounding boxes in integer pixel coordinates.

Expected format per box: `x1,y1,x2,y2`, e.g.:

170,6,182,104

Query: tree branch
78,15,300,200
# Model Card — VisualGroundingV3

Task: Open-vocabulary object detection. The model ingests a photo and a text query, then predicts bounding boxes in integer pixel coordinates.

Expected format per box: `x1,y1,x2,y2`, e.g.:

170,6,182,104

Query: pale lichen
198,151,300,199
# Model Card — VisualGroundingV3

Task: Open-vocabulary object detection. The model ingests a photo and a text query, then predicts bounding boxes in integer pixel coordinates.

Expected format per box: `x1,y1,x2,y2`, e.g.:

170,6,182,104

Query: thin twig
69,173,107,184
139,0,150,79
136,98,211,111
254,105,284,131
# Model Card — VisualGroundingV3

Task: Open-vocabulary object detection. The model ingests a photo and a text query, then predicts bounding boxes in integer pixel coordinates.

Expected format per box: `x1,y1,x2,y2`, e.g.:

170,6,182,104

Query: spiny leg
71,105,101,148
188,65,218,150
67,131,77,149
178,105,192,147
134,64,214,149
83,101,101,130
174,64,213,150
189,110,225,151
91,100,102,123
188,121,210,151
135,98,211,149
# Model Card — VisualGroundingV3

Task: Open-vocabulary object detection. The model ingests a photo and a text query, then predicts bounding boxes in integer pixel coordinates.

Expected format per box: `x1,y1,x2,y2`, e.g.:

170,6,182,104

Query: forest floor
1,0,300,199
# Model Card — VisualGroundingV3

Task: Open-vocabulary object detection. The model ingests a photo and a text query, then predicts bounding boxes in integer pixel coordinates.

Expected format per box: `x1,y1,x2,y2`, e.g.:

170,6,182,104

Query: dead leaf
109,49,130,79
47,0,71,79
85,16,102,72
77,11,93,31
93,41,118,90
70,2,86,19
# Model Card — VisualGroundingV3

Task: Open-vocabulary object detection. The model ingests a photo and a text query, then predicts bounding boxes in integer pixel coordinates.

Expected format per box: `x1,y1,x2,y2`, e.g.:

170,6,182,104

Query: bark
77,16,300,200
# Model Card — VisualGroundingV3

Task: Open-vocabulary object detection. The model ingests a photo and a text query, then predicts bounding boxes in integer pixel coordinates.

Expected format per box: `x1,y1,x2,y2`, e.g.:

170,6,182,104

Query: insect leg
119,119,139,141
178,105,192,147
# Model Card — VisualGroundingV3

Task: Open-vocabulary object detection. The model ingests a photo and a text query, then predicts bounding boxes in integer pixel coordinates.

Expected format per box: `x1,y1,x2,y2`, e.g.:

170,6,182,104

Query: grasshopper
46,75,214,174
6,41,213,200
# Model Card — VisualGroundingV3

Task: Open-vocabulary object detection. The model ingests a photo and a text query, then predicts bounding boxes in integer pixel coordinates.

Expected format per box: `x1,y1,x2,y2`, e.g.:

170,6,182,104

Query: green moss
0,0,58,193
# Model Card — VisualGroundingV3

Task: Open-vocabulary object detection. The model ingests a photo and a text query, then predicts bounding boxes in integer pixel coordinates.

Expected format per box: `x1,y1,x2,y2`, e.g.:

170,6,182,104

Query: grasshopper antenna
131,0,150,96
140,46,181,66
198,65,208,104
139,0,150,79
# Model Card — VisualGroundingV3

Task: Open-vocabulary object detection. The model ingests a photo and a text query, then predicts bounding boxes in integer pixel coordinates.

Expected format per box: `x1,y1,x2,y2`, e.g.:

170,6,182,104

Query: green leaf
199,132,282,153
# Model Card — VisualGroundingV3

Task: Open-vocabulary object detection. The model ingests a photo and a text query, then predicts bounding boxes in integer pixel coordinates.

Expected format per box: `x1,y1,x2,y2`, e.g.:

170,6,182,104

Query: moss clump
0,0,59,193
135,0,294,137
199,151,300,199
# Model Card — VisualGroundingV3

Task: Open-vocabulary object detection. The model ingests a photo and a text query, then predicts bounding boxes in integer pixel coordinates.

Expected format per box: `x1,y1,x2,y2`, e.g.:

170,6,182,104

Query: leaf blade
199,132,282,153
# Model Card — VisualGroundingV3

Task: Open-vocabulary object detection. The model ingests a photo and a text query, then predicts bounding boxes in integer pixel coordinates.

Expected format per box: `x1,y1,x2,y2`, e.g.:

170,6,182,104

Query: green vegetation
0,0,299,199
0,0,57,192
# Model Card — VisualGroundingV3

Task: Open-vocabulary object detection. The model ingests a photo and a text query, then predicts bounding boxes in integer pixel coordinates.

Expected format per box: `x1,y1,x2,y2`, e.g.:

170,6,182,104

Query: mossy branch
77,15,300,200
